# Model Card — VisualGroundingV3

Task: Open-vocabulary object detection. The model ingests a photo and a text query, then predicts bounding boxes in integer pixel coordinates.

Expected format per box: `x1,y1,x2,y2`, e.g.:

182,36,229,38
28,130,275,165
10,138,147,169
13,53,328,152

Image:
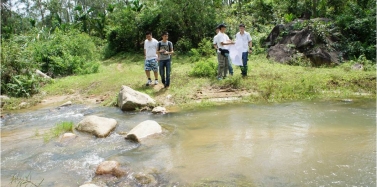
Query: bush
1,36,45,97
189,59,217,77
32,29,100,77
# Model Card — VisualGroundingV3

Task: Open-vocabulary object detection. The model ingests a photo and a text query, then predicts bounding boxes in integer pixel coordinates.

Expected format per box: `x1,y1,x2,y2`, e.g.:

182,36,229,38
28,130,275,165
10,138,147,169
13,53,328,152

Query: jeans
159,59,171,87
240,52,248,76
224,53,233,75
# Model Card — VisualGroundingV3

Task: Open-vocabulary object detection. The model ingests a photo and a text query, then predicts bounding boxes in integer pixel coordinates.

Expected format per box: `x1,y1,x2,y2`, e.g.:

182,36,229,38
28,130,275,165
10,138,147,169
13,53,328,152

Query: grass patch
3,53,375,110
43,121,74,142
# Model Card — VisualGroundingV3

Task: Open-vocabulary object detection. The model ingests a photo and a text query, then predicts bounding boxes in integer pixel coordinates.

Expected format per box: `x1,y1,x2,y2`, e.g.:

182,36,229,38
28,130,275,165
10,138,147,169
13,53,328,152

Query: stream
1,99,376,186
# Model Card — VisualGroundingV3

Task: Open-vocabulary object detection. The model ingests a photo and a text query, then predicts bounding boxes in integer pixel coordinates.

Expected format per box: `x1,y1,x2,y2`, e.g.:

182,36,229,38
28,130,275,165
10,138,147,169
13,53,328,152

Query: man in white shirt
213,25,234,76
235,23,252,77
144,31,159,86
214,24,235,80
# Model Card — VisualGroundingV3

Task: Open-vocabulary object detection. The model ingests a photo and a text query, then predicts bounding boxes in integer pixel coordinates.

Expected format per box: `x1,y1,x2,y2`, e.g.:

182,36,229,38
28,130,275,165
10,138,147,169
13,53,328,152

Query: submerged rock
76,115,117,137
79,184,101,187
59,132,77,143
95,160,126,177
152,106,167,114
125,120,162,142
118,85,155,111
134,172,157,185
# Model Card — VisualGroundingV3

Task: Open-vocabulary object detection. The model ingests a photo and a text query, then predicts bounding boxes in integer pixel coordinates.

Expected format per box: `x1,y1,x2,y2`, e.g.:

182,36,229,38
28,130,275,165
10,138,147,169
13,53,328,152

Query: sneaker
154,80,158,85
217,77,222,80
146,79,152,86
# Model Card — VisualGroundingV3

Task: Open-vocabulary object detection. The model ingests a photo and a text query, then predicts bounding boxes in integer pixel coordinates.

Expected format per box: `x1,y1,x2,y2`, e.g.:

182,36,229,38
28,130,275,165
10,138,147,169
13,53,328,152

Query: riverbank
2,54,376,111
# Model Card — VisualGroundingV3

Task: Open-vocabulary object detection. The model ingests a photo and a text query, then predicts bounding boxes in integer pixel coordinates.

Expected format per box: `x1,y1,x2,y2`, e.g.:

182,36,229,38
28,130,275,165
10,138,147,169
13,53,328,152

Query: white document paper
228,42,244,66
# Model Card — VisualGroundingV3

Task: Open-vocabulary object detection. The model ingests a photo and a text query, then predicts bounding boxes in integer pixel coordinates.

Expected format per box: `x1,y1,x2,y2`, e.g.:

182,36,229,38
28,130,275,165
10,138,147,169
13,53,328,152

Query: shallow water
1,99,376,186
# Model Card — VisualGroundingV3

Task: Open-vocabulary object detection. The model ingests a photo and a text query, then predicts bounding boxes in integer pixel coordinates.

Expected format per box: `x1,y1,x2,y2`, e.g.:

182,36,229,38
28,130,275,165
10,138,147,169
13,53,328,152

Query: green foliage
175,37,193,53
43,121,74,142
335,1,376,61
32,29,100,77
1,36,46,97
283,13,295,23
217,76,243,89
189,59,217,78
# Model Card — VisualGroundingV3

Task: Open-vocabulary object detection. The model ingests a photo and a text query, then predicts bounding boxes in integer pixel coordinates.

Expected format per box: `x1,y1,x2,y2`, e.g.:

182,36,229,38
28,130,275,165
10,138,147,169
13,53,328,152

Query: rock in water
125,120,162,142
118,85,155,111
76,115,117,137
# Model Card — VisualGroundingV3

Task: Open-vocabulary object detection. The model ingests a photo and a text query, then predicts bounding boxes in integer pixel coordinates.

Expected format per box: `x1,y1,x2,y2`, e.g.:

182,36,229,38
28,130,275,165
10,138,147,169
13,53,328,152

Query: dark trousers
240,52,248,76
159,59,171,87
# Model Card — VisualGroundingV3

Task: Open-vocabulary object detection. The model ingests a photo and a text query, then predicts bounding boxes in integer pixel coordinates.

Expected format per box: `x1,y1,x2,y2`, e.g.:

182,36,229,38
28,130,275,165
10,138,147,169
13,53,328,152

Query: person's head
239,23,245,33
161,31,169,41
215,25,220,34
218,24,227,33
145,31,152,40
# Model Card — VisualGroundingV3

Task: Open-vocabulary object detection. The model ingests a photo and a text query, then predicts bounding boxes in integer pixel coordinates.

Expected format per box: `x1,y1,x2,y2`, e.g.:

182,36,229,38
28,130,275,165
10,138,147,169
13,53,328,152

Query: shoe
154,80,158,85
146,79,152,86
217,77,222,80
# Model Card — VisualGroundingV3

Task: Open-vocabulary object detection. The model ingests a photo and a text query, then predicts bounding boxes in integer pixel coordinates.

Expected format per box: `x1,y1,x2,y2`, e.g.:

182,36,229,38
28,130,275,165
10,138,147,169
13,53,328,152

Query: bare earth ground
35,85,252,109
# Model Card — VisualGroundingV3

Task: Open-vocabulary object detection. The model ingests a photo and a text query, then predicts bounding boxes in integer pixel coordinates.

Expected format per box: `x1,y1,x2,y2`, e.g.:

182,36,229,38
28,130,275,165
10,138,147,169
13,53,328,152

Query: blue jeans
224,53,233,75
159,59,171,87
240,52,248,76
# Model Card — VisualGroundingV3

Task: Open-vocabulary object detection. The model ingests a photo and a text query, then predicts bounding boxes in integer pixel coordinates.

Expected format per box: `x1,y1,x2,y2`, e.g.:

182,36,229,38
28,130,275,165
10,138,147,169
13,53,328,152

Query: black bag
219,48,229,56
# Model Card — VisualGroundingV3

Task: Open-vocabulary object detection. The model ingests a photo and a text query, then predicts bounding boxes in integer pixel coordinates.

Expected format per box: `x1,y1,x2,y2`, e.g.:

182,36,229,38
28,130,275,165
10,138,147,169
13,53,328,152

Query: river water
1,99,376,186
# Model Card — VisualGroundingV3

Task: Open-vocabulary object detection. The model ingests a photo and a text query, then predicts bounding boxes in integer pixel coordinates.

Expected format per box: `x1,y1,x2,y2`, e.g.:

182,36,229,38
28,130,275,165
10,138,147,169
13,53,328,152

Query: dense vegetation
1,0,375,100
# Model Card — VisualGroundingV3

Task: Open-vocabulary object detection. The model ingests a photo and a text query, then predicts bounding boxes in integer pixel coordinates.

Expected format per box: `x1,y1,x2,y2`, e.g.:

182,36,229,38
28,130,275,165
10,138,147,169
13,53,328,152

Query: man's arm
144,49,146,59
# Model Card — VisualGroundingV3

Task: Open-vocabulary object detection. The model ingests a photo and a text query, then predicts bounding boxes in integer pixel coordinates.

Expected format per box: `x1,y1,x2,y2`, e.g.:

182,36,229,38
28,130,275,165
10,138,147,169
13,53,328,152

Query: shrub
1,36,45,97
189,59,217,77
32,29,100,77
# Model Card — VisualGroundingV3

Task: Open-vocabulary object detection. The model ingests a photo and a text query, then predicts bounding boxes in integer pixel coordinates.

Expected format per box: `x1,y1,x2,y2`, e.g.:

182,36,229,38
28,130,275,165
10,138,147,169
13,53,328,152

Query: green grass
4,53,376,110
42,121,74,142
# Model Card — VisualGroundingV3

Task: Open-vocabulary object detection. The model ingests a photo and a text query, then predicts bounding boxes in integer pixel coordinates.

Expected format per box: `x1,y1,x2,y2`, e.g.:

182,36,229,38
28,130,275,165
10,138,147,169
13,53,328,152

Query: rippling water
1,99,376,186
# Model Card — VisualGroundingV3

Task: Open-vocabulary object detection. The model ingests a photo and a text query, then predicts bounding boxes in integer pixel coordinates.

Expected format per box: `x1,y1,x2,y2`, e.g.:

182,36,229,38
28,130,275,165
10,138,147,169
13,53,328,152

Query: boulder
0,95,10,108
76,115,117,137
125,120,162,142
95,161,126,177
118,86,155,111
305,47,339,66
152,106,166,114
266,18,342,66
266,44,296,63
351,63,364,71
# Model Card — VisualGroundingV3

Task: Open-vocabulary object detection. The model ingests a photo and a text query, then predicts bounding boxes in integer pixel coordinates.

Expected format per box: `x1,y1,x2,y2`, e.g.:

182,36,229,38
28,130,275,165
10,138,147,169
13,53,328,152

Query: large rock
76,115,117,137
118,85,155,111
95,161,126,177
125,120,162,142
152,106,166,114
266,18,342,66
0,95,10,108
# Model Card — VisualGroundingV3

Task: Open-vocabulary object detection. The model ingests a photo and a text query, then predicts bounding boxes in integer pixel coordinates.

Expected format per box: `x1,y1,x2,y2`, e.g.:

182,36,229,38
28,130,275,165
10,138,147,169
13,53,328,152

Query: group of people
143,31,174,88
143,23,252,88
213,23,253,79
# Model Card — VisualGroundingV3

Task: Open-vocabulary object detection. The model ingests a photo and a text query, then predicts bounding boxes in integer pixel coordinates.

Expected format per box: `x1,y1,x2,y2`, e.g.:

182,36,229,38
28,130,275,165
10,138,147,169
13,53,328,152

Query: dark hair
239,23,245,28
218,24,227,29
161,31,169,36
145,31,152,35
